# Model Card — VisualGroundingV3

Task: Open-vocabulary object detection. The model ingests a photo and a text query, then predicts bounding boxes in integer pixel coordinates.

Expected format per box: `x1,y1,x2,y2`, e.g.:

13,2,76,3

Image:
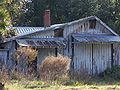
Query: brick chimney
44,10,51,27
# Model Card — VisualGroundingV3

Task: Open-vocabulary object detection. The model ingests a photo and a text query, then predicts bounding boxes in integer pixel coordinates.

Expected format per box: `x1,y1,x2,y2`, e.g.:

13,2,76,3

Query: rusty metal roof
16,38,65,47
72,34,120,43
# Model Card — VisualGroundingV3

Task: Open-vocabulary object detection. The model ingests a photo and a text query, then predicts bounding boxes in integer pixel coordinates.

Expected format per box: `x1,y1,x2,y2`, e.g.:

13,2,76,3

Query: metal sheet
73,34,120,43
16,38,65,47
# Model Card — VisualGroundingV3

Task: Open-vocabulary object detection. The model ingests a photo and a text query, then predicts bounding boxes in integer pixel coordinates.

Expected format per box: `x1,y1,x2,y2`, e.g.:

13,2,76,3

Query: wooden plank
92,43,111,74
37,48,55,69
73,43,92,74
0,50,8,67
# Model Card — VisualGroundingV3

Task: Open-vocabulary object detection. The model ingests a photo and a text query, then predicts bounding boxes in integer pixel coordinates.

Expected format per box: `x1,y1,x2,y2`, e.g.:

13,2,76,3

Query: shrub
14,47,38,62
40,54,71,82
12,47,38,75
100,66,120,80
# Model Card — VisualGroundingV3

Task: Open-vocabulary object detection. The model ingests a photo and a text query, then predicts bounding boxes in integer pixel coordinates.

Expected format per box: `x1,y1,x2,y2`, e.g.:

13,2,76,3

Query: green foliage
101,66,120,80
0,6,11,31
0,0,27,34
1,0,120,34
15,0,120,34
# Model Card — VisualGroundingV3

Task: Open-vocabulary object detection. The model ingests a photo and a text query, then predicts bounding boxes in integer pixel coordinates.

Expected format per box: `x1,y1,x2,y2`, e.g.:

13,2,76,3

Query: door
73,43,112,75
73,43,93,74
92,43,111,74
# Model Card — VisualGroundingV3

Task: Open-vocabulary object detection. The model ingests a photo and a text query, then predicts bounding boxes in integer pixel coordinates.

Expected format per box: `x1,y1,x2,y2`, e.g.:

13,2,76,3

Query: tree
0,0,28,38
16,0,97,26
1,0,120,34
0,0,11,32
111,0,120,33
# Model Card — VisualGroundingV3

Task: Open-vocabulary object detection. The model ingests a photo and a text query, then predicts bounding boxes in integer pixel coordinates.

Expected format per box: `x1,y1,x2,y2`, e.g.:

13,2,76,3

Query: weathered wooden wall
4,41,17,69
64,20,113,38
113,43,120,66
4,17,119,76
73,43,111,74
63,19,114,59
37,48,55,68
0,49,8,68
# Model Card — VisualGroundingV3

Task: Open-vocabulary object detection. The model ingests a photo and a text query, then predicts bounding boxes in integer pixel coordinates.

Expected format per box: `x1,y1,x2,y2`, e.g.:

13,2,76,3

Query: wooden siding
64,21,113,38
37,48,55,69
92,43,111,74
73,43,111,74
0,49,8,68
73,43,92,74
113,43,120,66
57,48,64,55
4,41,17,69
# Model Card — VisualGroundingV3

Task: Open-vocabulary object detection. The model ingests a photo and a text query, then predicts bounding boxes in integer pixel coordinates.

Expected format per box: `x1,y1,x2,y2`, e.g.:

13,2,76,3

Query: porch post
111,44,114,67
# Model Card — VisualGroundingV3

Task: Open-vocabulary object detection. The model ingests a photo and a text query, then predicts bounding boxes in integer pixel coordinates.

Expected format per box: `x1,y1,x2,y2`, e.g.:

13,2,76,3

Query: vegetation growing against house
13,47,38,76
40,55,71,82
14,47,38,62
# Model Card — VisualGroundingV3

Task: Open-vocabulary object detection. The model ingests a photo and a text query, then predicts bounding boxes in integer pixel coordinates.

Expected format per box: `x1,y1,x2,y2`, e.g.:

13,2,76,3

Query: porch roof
16,38,65,48
72,34,120,43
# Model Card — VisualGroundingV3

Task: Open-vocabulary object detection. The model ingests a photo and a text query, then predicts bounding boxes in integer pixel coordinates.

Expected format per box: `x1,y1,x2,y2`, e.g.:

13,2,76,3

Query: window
89,19,96,29
54,28,63,37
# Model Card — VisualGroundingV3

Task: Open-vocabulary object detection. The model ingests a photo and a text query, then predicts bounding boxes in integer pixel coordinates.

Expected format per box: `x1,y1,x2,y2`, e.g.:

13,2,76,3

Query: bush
40,54,71,82
12,47,38,76
100,66,120,80
14,47,38,62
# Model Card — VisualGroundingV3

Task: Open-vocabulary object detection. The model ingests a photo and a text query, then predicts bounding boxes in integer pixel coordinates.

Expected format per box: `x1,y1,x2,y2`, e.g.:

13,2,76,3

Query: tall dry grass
40,54,71,82
14,47,38,62
12,47,38,75
0,65,9,84
70,68,91,82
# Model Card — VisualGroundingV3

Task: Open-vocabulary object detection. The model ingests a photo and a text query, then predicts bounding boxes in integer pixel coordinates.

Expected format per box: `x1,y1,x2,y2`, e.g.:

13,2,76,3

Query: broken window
89,19,96,29
54,28,63,37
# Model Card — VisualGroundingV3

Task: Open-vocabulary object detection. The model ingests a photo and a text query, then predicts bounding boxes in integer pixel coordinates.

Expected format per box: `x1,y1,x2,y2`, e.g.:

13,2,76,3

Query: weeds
70,66,91,83
0,65,9,84
12,47,38,76
40,54,71,82
100,66,120,80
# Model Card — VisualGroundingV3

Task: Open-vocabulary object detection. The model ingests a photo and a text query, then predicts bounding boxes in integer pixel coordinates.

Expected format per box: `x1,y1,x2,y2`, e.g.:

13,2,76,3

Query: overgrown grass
5,81,120,90
4,77,120,90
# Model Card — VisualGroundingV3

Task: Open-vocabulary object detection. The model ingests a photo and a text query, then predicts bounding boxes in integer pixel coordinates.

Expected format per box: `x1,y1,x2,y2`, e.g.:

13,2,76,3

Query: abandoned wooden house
1,10,120,75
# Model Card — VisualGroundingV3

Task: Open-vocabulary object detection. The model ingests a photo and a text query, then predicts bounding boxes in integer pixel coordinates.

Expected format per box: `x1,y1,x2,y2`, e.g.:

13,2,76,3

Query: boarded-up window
54,29,63,37
89,19,96,29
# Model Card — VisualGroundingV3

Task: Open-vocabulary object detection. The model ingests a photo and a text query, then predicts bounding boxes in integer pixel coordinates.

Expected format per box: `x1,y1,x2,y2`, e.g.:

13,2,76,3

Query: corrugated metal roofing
14,27,44,35
72,34,120,43
14,24,64,36
16,38,65,47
